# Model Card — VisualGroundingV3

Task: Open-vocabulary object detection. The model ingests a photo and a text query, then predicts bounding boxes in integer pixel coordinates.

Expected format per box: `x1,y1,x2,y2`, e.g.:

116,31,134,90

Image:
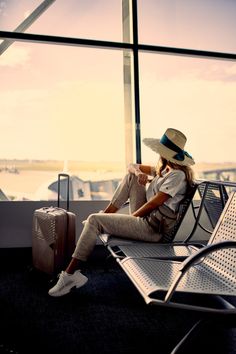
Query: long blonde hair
157,157,195,189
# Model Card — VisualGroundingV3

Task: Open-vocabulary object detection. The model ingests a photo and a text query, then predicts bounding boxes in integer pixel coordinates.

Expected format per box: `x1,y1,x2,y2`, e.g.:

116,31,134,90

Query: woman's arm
128,163,155,176
132,191,170,217
128,163,156,186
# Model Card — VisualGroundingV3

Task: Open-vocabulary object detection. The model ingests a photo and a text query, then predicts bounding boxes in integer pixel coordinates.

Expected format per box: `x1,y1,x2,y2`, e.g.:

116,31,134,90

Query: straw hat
143,128,195,166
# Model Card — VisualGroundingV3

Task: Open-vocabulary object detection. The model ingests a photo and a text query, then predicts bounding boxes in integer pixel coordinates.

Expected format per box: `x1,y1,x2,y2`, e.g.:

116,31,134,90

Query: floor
0,247,235,354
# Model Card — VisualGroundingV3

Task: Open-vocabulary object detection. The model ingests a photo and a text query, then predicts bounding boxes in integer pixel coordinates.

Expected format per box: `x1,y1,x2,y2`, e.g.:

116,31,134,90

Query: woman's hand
137,172,148,186
128,163,153,186
128,163,148,186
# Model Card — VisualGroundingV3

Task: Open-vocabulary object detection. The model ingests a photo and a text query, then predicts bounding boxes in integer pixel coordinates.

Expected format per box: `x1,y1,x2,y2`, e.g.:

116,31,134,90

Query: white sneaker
48,270,88,297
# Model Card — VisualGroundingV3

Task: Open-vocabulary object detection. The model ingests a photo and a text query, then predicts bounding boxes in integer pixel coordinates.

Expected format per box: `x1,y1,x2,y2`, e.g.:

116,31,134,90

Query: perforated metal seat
101,180,236,261
119,191,236,313
115,191,236,354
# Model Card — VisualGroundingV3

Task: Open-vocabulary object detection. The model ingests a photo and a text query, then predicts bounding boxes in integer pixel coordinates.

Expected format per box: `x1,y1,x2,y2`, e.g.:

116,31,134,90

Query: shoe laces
56,271,67,287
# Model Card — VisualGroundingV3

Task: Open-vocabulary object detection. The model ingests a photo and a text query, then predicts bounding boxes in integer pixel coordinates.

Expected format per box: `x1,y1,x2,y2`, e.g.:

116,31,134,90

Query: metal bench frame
100,180,236,262
116,191,236,353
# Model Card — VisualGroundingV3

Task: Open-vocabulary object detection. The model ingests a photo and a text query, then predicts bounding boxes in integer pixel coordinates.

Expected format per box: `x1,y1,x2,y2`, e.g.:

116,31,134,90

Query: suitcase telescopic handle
58,173,70,210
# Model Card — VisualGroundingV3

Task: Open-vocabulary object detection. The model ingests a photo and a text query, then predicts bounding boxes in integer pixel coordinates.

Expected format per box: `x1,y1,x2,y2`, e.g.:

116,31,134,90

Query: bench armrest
165,240,236,302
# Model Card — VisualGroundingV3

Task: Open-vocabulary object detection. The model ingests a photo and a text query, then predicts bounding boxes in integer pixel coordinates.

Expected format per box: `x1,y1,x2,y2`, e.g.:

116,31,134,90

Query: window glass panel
138,0,236,54
0,42,127,201
0,0,41,31
139,53,236,181
0,0,122,42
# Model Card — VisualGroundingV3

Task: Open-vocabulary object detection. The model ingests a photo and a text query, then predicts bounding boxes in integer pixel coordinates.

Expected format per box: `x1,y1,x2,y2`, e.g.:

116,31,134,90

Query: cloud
0,45,31,67
0,1,6,16
185,61,236,83
0,1,6,9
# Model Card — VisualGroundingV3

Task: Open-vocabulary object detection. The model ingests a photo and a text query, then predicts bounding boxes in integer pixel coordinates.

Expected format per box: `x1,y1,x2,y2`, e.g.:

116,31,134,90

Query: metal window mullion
132,0,141,164
1,31,236,61
0,0,56,56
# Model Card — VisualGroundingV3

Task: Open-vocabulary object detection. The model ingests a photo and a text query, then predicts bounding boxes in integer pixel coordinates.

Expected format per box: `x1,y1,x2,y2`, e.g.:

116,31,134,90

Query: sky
1,0,236,165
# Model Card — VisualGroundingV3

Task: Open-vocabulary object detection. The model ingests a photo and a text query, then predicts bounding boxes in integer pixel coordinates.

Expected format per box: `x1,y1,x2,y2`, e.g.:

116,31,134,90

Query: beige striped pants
72,173,161,261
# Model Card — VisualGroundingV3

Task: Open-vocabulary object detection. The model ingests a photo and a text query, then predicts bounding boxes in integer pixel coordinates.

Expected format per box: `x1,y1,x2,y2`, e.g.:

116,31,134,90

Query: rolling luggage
32,173,76,275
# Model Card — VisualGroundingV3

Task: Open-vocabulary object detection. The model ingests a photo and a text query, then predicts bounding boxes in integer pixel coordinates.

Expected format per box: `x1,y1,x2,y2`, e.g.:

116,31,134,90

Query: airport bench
99,180,236,262
116,190,236,353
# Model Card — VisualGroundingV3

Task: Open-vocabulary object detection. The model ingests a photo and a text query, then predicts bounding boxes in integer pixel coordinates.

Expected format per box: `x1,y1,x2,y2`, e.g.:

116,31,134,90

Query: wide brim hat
143,128,195,166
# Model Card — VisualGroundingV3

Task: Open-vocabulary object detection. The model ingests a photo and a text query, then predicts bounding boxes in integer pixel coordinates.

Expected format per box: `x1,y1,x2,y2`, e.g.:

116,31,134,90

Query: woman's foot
48,270,88,297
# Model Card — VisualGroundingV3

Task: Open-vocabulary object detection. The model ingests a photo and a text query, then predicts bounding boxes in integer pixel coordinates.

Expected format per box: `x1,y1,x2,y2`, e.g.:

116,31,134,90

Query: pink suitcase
32,174,76,275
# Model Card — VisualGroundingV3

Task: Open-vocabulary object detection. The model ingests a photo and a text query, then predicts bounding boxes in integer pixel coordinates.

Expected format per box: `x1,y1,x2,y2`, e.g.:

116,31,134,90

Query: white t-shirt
146,168,187,212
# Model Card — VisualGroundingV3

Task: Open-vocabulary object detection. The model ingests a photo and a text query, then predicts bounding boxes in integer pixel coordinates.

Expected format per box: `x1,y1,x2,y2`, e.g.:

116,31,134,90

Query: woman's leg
48,175,149,297
48,212,160,297
104,173,147,214
67,174,148,272
72,212,161,262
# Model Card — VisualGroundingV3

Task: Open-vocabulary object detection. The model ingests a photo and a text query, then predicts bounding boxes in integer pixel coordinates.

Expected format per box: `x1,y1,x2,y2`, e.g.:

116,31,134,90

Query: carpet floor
0,247,235,354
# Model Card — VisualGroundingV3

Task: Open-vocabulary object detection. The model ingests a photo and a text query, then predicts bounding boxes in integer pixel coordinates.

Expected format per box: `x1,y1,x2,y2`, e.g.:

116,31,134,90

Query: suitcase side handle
58,173,70,210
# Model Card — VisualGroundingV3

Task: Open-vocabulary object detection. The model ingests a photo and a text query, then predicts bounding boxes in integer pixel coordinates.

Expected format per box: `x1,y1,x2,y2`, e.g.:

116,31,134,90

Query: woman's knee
125,172,138,185
87,213,98,224
86,213,104,231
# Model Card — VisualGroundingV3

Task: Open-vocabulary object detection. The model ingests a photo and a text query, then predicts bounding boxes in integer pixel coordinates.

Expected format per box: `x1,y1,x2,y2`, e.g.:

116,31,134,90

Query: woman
48,128,195,297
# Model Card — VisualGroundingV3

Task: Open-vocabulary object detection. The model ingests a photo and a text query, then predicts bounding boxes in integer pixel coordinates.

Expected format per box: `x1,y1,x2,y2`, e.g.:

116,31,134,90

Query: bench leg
170,319,203,354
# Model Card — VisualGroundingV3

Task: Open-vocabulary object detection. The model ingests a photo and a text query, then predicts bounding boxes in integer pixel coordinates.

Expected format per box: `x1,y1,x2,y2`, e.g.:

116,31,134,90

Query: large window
138,0,236,53
0,41,127,200
139,53,236,180
1,0,236,201
0,0,123,41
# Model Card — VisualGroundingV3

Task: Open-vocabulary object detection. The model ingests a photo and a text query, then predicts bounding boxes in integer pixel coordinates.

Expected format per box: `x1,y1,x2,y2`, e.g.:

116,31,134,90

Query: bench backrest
162,183,198,243
197,182,228,229
203,191,236,287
